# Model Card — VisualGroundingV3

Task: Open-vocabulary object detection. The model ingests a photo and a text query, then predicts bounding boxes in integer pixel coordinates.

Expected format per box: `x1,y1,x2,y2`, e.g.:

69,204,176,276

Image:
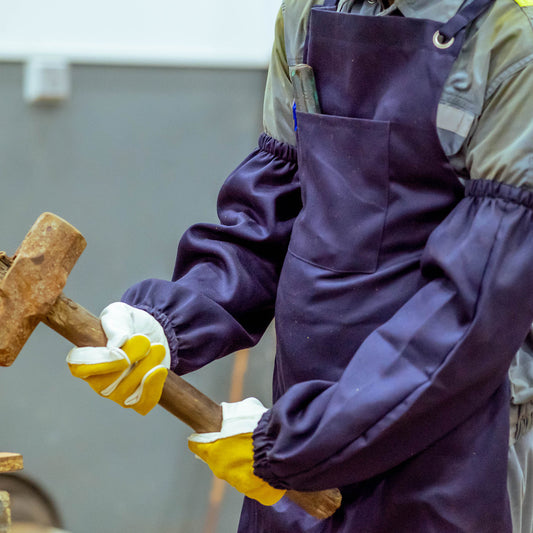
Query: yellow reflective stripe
515,0,533,6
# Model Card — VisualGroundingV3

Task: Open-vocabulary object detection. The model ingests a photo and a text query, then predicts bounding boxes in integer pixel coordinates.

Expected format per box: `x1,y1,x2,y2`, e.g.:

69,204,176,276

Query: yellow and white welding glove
188,397,286,506
66,302,170,415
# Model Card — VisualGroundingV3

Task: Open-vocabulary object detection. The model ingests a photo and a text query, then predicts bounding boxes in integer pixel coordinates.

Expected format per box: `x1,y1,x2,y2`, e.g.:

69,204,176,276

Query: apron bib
275,0,493,396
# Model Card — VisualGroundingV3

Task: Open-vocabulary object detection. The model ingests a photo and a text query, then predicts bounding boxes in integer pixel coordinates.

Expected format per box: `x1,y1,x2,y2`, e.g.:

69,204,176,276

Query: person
66,0,533,531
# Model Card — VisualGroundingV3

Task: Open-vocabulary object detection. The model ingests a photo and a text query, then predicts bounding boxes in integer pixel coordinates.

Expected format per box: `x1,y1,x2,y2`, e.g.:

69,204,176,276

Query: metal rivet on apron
432,31,455,49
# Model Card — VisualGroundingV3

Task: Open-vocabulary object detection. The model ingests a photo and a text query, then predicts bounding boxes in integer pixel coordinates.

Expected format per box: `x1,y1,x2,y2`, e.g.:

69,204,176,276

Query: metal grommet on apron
433,30,455,49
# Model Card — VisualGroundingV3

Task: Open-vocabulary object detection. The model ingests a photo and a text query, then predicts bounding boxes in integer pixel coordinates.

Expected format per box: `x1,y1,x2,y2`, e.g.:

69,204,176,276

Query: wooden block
0,453,23,473
0,490,10,532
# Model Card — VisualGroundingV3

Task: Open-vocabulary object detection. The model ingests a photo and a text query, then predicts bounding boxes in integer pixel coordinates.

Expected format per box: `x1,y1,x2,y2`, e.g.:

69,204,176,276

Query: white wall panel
0,0,280,67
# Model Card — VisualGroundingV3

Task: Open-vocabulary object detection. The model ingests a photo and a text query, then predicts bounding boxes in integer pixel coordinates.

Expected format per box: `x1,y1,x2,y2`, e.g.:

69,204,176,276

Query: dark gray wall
0,62,275,532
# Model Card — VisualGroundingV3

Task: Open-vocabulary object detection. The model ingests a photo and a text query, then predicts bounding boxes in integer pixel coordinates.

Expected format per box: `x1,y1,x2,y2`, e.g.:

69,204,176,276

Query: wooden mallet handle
43,294,342,519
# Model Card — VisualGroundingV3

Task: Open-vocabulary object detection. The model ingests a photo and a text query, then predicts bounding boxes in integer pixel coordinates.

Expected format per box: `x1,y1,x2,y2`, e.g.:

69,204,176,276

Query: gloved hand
188,397,286,506
66,302,170,415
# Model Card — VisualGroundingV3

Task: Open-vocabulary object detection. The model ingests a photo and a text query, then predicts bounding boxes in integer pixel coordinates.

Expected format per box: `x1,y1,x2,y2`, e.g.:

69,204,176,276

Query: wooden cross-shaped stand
0,453,23,532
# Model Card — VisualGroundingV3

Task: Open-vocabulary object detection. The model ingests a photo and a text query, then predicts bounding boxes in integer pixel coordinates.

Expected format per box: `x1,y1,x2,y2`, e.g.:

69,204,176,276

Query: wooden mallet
0,212,342,519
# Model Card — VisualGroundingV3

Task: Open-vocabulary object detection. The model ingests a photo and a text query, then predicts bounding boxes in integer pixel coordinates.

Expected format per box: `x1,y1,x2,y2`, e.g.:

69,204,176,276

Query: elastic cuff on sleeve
130,304,180,370
466,179,533,208
252,409,290,490
258,133,298,163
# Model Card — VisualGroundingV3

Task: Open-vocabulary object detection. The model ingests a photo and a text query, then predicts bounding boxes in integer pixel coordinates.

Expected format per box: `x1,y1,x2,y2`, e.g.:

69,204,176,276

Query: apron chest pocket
289,111,390,274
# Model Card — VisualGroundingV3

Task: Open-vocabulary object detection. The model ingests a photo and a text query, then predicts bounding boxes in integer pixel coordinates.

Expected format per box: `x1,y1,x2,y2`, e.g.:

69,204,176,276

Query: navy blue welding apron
240,0,514,532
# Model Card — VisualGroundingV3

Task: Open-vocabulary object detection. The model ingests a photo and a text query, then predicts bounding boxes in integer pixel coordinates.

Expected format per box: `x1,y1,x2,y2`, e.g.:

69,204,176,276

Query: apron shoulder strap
439,0,495,39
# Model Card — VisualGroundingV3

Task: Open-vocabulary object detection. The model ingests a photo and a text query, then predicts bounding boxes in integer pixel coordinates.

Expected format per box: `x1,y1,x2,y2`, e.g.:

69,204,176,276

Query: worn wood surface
0,491,10,532
0,453,23,473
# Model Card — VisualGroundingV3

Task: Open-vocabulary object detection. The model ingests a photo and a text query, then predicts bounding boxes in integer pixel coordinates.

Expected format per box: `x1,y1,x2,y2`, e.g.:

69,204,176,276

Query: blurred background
0,1,280,531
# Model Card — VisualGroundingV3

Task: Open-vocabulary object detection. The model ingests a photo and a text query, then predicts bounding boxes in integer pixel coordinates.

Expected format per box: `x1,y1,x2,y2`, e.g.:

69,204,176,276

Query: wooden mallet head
0,213,86,366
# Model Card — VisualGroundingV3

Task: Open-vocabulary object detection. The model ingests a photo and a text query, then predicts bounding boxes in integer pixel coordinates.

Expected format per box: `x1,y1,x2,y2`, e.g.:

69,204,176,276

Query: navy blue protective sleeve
122,134,300,374
253,180,533,490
